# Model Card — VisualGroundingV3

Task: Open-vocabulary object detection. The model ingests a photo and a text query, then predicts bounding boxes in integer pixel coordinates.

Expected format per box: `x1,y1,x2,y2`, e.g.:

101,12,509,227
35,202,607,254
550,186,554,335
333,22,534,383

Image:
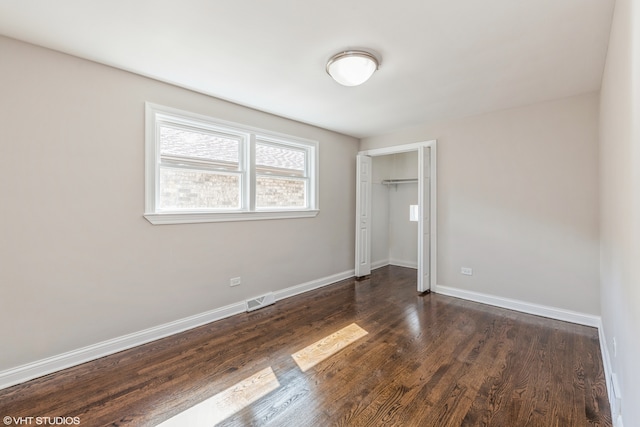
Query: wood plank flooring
0,266,611,426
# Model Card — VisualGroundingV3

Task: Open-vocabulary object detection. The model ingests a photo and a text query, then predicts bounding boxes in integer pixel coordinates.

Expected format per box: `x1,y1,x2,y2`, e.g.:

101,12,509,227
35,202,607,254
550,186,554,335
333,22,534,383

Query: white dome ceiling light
326,50,380,87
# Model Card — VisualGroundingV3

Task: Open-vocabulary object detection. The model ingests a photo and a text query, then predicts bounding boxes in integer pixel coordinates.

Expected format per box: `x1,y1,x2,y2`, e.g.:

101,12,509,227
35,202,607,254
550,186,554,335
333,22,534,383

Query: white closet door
355,155,372,277
417,147,430,292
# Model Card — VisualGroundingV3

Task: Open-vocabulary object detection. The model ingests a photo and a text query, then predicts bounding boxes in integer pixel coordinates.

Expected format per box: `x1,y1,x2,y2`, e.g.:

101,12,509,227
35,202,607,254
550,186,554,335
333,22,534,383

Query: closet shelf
381,179,418,185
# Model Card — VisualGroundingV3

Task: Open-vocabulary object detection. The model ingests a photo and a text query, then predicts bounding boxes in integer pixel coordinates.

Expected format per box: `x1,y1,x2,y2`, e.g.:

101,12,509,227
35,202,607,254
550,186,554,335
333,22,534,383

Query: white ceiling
0,0,615,138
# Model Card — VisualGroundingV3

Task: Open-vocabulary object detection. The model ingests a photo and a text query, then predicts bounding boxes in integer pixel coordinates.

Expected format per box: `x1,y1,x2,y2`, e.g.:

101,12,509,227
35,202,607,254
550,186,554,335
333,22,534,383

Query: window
145,103,318,224
255,140,308,209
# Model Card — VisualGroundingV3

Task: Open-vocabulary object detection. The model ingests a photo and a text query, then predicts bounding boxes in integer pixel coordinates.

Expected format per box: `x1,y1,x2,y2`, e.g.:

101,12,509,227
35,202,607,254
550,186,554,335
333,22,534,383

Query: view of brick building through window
255,142,307,208
159,169,241,209
158,125,307,210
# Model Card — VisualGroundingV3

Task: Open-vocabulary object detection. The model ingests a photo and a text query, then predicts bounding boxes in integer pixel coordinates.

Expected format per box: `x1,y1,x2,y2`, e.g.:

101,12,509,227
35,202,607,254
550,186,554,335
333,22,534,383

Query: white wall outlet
461,267,473,276
230,277,241,287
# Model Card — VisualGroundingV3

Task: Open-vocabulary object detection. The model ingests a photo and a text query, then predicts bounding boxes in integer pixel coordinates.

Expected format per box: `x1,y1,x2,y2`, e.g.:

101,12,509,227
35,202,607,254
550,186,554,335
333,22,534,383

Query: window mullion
308,146,316,210
248,134,256,212
153,120,162,213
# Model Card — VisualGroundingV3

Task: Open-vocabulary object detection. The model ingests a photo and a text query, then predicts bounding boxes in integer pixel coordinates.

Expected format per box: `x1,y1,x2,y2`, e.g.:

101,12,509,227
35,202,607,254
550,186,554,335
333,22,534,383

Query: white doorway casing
355,140,437,293
355,155,372,278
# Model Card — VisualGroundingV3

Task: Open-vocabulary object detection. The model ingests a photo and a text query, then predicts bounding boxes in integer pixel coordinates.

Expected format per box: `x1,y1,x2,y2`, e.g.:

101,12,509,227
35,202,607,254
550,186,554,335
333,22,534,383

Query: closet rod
381,179,418,185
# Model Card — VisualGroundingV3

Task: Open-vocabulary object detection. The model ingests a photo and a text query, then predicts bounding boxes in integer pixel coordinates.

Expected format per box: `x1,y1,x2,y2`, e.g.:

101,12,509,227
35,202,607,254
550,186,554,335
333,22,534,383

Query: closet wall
371,152,419,269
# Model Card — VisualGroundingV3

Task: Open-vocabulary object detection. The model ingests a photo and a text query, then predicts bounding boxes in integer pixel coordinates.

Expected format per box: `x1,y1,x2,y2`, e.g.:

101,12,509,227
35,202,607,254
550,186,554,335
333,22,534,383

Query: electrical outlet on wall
461,267,473,276
230,277,241,287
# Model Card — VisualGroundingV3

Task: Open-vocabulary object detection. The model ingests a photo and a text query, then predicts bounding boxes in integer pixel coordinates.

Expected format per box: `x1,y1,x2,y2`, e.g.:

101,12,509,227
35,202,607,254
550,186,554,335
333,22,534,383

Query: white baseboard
434,284,601,327
598,321,613,403
598,323,615,425
389,259,418,269
371,259,389,270
365,259,417,271
0,269,355,391
273,269,354,301
598,322,625,427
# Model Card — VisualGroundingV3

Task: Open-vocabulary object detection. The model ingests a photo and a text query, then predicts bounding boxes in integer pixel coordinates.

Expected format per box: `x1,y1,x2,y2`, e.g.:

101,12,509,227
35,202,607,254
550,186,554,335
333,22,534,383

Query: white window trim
144,102,319,225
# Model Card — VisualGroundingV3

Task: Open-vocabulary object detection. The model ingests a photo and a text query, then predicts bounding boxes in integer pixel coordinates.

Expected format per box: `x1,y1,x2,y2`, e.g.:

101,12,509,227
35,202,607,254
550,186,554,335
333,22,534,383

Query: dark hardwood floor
0,266,611,426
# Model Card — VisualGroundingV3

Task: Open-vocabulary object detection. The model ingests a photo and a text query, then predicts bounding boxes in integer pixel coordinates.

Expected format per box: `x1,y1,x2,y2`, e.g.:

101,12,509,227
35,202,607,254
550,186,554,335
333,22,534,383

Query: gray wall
371,156,391,266
599,0,640,423
361,92,600,315
387,152,418,268
370,153,419,269
0,36,358,371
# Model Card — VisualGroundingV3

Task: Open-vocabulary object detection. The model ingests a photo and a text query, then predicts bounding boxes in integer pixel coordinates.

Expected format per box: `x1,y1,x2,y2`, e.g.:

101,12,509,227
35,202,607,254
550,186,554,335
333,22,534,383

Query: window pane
255,142,305,176
159,167,240,210
160,126,240,169
256,176,307,208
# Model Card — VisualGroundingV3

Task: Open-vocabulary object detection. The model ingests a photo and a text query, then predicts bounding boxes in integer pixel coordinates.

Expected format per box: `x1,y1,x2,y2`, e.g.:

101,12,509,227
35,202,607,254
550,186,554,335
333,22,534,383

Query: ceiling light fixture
326,50,379,87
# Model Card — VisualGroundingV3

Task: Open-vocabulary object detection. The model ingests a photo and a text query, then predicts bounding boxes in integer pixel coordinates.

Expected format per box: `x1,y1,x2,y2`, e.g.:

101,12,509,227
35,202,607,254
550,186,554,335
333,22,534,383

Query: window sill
144,210,319,225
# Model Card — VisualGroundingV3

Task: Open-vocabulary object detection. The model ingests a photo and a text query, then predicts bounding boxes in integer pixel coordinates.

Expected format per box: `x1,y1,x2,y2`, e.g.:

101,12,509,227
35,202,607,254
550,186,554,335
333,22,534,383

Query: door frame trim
355,154,373,278
357,140,437,291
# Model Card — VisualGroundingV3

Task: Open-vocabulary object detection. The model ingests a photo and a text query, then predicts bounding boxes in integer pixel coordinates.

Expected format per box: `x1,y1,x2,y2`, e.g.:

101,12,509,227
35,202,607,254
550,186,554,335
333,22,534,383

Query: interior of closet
370,151,419,270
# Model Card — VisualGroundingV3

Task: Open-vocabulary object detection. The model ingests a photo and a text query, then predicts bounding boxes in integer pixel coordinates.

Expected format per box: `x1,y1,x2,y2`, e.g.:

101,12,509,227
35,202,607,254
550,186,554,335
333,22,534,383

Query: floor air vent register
246,292,276,312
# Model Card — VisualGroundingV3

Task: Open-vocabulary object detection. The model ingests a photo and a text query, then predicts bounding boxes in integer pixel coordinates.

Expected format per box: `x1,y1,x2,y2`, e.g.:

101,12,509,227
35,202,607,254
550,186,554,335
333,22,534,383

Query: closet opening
355,140,437,293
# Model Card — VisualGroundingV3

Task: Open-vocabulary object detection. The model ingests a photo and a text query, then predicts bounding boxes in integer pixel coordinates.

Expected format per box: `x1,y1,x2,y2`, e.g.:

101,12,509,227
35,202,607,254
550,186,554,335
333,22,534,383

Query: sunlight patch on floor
156,366,280,426
291,323,368,372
